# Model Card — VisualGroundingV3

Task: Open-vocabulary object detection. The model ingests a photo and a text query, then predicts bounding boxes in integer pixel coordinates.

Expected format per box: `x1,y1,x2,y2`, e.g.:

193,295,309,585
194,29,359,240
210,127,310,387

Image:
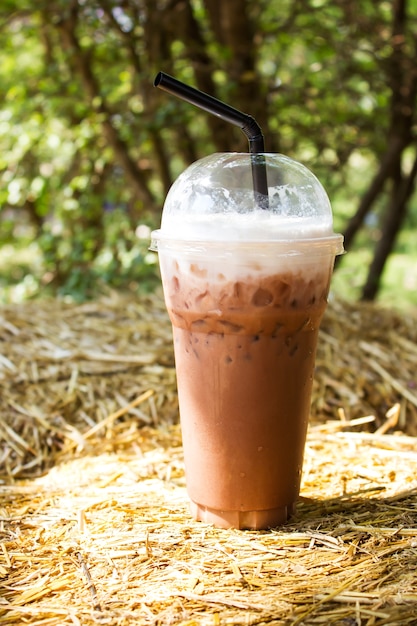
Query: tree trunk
361,151,417,300
203,0,269,150
335,135,408,268
181,0,238,151
336,0,417,294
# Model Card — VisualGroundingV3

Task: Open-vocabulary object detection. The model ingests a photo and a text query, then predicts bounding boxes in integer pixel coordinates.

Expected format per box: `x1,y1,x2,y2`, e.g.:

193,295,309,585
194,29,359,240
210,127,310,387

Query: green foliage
0,0,416,302
0,214,159,303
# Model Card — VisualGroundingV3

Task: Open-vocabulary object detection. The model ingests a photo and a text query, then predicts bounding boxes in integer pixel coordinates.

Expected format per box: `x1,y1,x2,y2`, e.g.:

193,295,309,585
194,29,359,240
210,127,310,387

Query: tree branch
361,147,417,300
54,6,157,210
337,0,417,273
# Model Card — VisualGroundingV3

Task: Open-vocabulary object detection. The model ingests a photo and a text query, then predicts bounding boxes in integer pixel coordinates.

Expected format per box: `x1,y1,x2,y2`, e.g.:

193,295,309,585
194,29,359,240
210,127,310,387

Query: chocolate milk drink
151,153,343,529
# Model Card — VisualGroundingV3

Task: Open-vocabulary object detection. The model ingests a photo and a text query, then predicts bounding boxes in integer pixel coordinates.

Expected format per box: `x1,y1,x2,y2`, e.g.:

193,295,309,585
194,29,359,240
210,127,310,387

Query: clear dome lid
154,153,342,244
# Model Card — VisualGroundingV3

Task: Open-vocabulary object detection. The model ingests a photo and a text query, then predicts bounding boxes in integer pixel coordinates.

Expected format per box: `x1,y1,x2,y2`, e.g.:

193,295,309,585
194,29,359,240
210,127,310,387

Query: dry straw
1,290,417,625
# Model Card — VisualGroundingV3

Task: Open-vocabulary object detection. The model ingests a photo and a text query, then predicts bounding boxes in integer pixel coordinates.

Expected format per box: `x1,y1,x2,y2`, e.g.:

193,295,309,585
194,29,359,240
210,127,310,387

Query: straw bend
243,118,265,154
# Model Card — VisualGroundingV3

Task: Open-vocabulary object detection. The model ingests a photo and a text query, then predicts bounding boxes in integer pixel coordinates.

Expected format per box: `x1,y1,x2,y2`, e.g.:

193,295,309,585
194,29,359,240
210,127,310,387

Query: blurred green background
1,0,416,308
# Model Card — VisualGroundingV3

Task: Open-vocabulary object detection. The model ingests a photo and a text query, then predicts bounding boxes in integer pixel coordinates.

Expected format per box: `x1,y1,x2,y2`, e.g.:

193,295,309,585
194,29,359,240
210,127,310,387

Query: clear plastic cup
151,153,343,529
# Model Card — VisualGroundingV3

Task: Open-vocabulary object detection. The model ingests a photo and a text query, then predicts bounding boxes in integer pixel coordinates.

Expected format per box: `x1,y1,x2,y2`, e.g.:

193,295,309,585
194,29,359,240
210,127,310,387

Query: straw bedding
1,290,417,625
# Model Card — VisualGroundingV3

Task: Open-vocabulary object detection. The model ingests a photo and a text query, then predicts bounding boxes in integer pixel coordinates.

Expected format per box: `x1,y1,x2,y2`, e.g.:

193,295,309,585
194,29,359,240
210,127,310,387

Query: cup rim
150,230,344,256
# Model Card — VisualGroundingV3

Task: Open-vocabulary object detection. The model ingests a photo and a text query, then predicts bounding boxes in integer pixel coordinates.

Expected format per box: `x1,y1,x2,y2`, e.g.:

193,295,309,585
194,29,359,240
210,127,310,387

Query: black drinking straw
154,72,269,209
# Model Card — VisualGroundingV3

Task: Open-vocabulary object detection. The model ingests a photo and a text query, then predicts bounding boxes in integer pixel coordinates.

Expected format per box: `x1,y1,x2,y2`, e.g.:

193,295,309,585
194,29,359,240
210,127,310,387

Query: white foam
160,210,334,242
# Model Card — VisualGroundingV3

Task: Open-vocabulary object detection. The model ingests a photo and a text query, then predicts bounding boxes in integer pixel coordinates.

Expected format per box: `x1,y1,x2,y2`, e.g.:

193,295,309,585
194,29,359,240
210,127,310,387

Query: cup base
189,501,296,530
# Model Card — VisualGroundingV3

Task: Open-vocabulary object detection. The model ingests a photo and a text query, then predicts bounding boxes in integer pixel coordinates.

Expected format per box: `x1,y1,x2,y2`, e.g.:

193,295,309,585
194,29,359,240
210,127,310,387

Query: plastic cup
151,153,343,530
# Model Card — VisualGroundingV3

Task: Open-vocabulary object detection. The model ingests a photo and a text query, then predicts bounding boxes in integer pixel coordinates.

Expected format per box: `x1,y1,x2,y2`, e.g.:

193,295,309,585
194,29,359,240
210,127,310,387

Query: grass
330,210,417,311
332,247,417,311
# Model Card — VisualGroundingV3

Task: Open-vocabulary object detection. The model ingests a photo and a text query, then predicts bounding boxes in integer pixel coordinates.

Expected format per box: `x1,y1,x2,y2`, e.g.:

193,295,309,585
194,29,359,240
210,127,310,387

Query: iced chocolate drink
151,153,343,529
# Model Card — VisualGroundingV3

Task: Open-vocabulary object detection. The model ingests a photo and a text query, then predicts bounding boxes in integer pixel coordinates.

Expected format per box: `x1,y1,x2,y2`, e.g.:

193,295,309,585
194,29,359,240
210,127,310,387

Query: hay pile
1,291,417,625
